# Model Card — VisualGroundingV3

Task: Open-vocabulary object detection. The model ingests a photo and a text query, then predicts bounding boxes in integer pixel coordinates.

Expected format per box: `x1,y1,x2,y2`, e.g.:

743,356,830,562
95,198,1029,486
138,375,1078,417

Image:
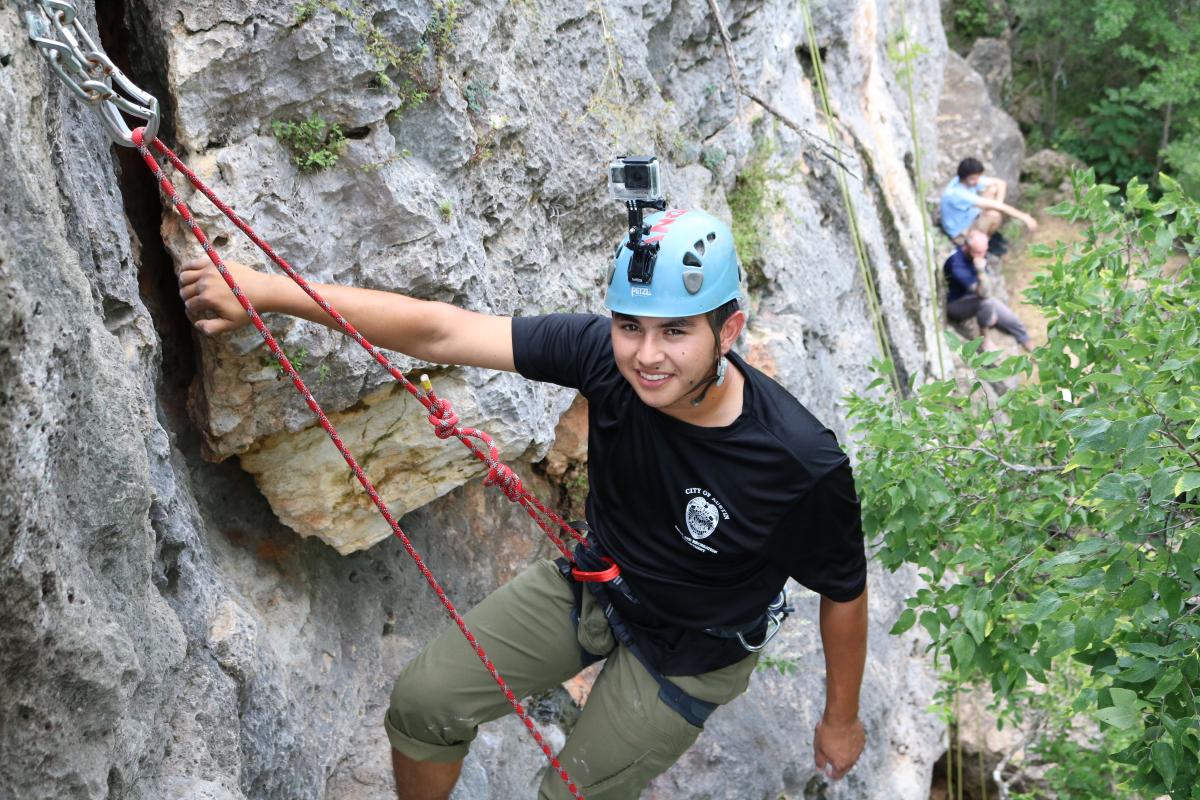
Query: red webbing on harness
131,128,584,799
571,556,621,583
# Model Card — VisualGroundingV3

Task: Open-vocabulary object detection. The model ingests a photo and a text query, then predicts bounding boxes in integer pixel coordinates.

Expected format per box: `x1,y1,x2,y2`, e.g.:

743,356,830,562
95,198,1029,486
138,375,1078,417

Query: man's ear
719,310,747,354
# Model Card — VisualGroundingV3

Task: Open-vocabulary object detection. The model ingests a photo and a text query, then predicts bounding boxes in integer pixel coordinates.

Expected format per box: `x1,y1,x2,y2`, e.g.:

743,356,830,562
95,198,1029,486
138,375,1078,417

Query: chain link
26,0,160,146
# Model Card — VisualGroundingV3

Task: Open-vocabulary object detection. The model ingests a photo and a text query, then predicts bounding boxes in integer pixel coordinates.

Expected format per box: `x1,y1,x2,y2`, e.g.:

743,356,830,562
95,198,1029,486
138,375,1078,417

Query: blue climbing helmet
604,208,742,317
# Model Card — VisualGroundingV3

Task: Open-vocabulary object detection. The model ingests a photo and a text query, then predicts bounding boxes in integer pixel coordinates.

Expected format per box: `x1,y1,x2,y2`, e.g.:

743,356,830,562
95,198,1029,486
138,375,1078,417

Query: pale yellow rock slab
239,373,528,554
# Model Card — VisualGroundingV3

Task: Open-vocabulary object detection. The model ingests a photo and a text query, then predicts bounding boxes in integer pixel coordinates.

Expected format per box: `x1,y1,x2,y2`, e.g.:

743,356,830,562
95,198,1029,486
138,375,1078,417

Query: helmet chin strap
689,314,731,407
689,349,728,407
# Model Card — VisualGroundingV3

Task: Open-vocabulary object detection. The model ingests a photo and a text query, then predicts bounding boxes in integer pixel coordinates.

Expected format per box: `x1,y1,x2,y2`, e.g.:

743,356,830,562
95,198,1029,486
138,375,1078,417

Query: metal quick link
26,0,160,146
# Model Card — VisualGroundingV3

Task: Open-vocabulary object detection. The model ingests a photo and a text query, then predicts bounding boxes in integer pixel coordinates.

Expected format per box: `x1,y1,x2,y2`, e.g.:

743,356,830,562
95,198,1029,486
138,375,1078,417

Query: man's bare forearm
819,588,868,724
974,197,1034,225
255,272,455,362
179,258,515,370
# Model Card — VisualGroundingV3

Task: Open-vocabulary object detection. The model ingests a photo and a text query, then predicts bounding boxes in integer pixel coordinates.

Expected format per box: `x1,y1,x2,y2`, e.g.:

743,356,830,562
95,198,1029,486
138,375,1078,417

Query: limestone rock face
154,0,957,548
0,0,965,797
936,50,1025,196
1021,148,1087,202
966,36,1012,106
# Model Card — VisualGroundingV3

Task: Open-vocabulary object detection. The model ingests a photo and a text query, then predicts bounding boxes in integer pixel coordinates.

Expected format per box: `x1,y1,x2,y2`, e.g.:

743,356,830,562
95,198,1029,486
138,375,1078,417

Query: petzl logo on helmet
641,208,689,245
631,287,651,296
684,496,720,540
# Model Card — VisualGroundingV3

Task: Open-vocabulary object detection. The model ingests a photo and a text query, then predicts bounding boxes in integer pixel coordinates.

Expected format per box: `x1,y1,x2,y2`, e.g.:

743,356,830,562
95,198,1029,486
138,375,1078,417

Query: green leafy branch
851,171,1200,798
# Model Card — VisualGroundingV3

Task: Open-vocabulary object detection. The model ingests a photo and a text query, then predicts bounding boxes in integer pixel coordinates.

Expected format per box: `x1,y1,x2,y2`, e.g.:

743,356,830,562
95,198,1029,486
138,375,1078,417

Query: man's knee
978,298,1000,328
385,659,476,761
973,210,1001,233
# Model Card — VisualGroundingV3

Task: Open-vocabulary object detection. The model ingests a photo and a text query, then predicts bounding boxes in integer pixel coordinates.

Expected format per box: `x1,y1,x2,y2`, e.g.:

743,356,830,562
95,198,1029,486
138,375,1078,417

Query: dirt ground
996,211,1081,349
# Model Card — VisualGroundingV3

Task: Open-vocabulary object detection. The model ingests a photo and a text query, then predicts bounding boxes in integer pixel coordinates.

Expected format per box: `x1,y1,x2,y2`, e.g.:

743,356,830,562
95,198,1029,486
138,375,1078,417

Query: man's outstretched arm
972,196,1039,231
176,257,515,371
813,587,868,780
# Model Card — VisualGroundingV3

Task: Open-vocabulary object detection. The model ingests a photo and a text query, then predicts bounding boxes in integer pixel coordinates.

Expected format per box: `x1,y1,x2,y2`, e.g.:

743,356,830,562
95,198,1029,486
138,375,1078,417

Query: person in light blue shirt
940,157,1038,242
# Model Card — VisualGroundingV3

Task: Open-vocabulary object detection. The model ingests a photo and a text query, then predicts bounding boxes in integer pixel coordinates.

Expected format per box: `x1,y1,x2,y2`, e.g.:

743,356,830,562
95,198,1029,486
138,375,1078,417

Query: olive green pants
385,559,758,799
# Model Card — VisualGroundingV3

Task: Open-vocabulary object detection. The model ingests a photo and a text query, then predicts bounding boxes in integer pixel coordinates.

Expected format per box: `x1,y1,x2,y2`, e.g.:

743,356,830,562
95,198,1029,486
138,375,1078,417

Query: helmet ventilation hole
706,232,717,242
682,251,702,268
683,271,704,294
694,239,706,256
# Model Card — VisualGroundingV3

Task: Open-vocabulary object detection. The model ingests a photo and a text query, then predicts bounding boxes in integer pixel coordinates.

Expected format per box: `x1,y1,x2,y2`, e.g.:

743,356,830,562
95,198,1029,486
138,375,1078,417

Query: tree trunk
1154,101,1174,179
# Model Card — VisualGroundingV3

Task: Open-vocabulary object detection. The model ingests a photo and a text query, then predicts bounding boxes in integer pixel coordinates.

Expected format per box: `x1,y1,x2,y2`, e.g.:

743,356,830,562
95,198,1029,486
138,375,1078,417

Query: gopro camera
608,155,663,203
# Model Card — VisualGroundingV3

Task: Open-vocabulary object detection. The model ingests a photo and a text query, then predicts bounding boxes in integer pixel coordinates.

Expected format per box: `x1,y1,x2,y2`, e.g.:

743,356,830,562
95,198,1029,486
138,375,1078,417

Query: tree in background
945,0,1200,192
849,172,1199,798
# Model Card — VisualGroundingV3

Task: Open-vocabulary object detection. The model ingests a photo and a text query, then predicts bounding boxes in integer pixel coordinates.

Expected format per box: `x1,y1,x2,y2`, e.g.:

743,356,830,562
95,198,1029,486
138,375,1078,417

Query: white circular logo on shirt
685,497,721,540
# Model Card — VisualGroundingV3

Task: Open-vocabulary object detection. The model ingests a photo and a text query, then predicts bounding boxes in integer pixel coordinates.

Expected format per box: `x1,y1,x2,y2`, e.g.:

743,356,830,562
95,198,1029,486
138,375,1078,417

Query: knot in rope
427,397,460,439
485,461,525,502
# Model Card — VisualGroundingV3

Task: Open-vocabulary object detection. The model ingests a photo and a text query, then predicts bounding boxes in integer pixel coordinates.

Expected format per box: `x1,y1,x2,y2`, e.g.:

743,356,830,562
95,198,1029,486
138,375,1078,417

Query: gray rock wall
2,0,949,797
935,49,1024,197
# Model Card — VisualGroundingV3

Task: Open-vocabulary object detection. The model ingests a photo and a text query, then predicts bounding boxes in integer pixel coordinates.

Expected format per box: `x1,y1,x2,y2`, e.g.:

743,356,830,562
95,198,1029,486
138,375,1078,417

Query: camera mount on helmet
608,155,667,285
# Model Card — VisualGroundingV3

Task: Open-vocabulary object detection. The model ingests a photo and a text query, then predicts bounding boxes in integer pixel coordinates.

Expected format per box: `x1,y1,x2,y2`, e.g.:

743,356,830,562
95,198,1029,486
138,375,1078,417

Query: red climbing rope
131,128,586,799
147,134,586,560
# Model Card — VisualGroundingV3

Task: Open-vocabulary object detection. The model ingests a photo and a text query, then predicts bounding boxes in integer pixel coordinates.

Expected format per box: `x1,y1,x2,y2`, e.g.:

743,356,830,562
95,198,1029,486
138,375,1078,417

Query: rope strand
132,128,584,800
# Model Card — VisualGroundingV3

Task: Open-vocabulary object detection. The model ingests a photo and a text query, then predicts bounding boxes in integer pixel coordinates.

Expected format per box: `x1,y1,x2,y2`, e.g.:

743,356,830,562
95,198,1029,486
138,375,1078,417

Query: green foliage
425,0,460,64
851,172,1200,799
262,346,309,377
439,199,453,222
885,27,931,84
307,0,460,115
1004,0,1200,189
293,0,318,25
463,78,490,114
359,148,413,174
1056,88,1158,188
271,115,347,172
559,467,589,520
1163,118,1200,199
1011,726,1138,800
756,654,799,676
727,135,785,292
700,145,726,174
949,0,1006,42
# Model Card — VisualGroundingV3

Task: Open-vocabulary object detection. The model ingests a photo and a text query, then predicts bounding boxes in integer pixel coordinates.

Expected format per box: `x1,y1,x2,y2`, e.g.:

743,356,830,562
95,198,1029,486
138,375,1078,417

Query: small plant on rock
271,115,347,172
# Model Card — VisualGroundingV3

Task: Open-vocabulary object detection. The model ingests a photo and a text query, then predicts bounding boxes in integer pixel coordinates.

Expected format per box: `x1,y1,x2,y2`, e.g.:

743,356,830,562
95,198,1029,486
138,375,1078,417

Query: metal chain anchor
25,0,160,146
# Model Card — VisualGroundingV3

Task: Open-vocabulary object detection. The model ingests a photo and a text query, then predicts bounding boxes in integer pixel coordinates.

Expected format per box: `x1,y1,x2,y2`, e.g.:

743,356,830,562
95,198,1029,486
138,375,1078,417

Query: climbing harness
27,3,586,795
557,525,794,727
556,531,720,728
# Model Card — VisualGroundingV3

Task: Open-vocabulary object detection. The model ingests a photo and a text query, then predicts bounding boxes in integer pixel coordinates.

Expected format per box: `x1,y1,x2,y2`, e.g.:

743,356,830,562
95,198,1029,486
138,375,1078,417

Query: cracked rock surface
1,0,962,797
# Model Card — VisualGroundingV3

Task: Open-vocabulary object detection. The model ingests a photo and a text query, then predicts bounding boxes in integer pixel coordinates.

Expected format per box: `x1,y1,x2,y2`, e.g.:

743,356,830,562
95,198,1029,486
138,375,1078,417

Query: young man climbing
178,208,868,799
940,156,1038,247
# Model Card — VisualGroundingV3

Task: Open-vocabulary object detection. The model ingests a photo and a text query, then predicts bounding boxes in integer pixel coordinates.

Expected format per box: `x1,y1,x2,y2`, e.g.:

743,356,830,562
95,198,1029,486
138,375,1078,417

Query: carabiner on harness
735,589,794,652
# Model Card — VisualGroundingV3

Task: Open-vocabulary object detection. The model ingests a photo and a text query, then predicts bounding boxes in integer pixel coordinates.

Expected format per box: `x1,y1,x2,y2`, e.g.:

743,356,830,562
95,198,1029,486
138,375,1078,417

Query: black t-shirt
512,314,866,674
